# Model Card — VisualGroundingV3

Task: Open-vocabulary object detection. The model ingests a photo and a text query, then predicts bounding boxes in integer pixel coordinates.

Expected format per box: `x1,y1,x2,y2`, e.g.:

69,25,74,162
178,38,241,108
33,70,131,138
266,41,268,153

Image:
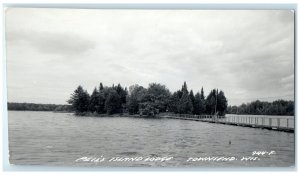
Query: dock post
277,118,280,128
269,118,272,127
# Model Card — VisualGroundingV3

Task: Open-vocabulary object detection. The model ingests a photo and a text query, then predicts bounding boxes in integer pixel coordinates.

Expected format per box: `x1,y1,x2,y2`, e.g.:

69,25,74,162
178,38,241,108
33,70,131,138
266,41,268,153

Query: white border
0,1,298,175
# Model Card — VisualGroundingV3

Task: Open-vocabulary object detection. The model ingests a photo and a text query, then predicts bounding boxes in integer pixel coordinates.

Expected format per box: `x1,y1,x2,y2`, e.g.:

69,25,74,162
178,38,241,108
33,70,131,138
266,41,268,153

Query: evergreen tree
205,89,217,115
67,85,90,114
103,87,113,100
217,90,228,116
205,89,228,116
97,92,105,114
99,83,104,91
97,83,106,114
89,87,99,112
200,87,205,100
105,90,121,115
194,92,206,115
116,83,128,105
178,90,193,114
169,91,181,113
66,82,232,116
181,81,188,94
189,90,196,114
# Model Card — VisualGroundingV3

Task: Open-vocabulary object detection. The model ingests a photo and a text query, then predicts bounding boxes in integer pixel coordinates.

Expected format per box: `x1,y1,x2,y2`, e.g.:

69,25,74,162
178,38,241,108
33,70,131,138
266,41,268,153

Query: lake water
8,111,295,167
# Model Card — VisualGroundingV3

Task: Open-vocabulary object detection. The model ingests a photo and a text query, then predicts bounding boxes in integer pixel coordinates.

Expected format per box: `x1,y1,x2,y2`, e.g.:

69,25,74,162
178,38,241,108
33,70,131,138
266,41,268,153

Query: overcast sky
5,8,294,105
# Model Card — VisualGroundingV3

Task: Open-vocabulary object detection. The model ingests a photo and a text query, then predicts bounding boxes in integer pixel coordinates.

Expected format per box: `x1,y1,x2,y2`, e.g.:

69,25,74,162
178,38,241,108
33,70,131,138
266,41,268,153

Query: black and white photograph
4,7,295,168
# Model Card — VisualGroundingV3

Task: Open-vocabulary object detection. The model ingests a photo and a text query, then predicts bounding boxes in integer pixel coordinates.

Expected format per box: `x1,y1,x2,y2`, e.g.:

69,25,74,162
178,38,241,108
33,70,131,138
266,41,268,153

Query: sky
5,8,294,105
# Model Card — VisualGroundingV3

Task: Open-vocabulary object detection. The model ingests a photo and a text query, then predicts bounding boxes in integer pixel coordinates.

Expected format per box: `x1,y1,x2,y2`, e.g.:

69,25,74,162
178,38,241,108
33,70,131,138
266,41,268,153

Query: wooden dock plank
161,115,294,133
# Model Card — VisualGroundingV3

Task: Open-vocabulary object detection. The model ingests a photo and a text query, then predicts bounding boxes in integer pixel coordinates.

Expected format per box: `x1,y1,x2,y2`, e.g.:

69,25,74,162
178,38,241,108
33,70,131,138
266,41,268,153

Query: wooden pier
160,114,294,133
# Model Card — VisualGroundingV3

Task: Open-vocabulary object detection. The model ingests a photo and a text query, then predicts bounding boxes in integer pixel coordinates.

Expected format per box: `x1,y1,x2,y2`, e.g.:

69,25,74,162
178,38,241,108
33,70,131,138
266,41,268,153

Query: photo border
1,2,297,172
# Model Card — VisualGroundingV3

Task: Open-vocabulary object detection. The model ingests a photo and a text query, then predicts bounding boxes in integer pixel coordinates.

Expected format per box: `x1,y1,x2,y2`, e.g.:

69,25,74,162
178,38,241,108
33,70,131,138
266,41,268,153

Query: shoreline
7,110,295,117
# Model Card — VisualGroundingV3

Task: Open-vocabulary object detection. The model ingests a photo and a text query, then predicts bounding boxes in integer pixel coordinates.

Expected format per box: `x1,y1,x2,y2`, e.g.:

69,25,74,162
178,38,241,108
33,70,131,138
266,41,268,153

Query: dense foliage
67,82,228,116
227,100,294,116
8,102,72,112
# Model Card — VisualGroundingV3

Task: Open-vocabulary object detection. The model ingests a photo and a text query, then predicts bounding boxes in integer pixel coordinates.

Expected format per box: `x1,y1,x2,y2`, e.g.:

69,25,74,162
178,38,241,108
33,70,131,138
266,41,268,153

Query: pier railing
162,113,294,133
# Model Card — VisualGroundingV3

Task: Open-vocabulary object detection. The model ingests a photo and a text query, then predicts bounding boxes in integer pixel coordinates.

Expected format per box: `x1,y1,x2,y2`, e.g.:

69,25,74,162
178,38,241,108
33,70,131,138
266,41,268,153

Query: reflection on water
8,111,294,167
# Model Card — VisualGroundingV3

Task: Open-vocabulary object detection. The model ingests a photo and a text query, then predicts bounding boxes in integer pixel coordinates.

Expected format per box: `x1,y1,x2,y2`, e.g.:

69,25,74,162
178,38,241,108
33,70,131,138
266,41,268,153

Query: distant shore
8,109,294,117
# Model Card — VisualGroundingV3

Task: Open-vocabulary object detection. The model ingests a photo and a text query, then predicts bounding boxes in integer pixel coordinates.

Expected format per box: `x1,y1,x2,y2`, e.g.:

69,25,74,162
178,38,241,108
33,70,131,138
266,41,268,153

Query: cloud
5,9,294,105
7,30,95,56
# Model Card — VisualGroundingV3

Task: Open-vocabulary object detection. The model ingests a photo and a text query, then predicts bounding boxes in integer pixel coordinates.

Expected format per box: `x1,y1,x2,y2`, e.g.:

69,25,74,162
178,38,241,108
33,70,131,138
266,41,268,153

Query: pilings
161,114,294,133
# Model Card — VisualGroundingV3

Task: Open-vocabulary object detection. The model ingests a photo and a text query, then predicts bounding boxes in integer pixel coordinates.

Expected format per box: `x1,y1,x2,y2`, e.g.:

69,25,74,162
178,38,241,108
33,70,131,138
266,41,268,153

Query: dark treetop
67,82,228,117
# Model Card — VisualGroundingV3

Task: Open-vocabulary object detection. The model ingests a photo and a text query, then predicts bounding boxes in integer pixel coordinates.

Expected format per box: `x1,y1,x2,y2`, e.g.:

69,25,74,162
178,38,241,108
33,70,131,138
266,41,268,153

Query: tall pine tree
177,82,193,114
189,90,196,114
67,85,90,114
217,90,228,116
97,82,105,114
89,87,99,112
200,87,205,100
194,92,206,115
105,90,121,115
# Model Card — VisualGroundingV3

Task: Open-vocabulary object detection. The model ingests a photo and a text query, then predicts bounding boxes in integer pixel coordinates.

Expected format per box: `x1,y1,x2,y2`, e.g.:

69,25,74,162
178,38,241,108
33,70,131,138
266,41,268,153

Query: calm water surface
8,111,294,167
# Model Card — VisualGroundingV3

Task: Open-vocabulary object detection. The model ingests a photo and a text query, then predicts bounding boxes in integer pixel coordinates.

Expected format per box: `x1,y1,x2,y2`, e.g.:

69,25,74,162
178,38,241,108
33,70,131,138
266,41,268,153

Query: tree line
67,82,228,116
7,102,72,112
227,100,294,116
